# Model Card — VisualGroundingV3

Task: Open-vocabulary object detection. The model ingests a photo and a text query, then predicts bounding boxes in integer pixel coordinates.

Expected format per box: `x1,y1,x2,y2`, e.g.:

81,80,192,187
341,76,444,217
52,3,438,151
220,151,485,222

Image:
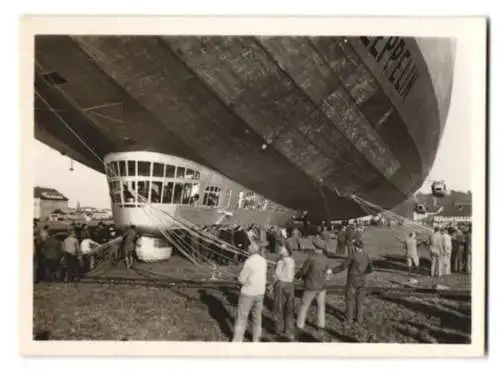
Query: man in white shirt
232,241,268,342
442,228,453,275
403,232,419,274
430,227,443,277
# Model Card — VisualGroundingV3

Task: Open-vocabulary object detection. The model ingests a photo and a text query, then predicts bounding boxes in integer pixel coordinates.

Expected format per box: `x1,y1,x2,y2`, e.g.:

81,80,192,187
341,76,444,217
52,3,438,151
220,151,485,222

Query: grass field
33,226,472,343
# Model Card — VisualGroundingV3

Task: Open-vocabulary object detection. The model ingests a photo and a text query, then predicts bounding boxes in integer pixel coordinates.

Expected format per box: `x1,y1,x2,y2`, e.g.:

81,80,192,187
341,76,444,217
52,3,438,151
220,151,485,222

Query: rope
351,194,432,233
317,181,332,222
348,194,433,248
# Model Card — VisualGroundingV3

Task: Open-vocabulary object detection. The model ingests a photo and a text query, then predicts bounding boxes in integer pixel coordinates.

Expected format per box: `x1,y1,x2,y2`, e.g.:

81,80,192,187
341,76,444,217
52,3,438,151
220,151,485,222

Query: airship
34,35,455,260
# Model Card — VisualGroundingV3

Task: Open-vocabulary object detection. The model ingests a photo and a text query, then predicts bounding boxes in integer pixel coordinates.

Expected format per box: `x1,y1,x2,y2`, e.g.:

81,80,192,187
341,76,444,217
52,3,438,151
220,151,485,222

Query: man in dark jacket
331,239,373,324
295,238,336,335
62,230,82,283
452,228,465,273
34,223,49,283
336,226,348,256
234,226,250,263
41,233,62,282
93,222,108,244
122,225,140,269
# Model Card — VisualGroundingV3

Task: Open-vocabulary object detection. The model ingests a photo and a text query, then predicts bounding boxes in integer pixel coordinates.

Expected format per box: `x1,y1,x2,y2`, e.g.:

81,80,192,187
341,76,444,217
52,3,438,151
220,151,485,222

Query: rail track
81,270,471,300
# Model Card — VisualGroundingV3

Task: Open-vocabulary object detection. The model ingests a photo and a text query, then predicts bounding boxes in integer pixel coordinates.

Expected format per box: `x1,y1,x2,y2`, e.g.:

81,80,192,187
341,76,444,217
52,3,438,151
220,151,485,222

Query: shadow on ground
372,254,431,276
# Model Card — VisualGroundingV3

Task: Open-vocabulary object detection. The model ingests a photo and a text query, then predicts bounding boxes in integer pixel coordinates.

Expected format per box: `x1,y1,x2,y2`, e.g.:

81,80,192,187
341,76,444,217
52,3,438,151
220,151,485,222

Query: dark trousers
453,246,465,273
34,251,44,283
273,281,295,337
34,256,41,283
345,285,366,323
336,242,346,256
346,244,355,258
108,244,120,265
64,253,80,283
43,258,60,282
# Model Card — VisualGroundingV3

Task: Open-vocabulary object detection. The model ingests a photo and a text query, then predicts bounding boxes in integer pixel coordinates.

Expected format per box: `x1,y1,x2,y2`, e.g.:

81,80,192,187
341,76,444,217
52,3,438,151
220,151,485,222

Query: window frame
165,165,176,178
172,182,184,204
202,185,221,208
118,160,127,177
122,181,137,206
176,166,186,179
152,162,165,178
108,162,119,178
150,181,163,204
224,190,232,209
127,160,137,177
162,182,174,204
137,161,152,177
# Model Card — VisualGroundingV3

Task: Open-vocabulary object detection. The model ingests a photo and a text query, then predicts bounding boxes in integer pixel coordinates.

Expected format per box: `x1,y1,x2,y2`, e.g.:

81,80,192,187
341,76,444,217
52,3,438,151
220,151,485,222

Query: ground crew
269,242,296,341
346,226,360,257
34,224,49,283
295,238,335,340
41,233,63,282
62,230,82,283
233,225,249,262
452,228,465,273
430,227,443,277
122,225,140,269
232,240,268,342
465,226,472,274
107,226,120,265
331,238,374,325
336,226,348,256
403,232,419,274
285,227,302,252
442,228,453,275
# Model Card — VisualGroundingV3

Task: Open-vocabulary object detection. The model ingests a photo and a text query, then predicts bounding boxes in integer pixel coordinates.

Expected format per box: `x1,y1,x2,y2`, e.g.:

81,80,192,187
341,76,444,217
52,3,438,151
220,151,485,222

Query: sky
33,38,472,209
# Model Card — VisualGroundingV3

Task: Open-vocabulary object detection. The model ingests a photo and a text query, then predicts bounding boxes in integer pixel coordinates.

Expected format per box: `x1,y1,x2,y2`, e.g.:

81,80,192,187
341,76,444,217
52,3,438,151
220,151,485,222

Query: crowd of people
232,223,373,342
402,223,472,276
33,220,121,283
33,218,472,342
230,220,472,342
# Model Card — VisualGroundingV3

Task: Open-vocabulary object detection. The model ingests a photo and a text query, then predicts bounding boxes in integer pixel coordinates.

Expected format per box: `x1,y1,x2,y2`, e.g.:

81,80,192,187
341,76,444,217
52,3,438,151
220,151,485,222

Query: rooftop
34,186,69,201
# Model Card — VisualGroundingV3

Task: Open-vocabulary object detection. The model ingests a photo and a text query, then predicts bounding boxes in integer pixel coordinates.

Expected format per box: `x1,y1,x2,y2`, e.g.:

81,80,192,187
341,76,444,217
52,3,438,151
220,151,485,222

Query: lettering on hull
360,36,421,100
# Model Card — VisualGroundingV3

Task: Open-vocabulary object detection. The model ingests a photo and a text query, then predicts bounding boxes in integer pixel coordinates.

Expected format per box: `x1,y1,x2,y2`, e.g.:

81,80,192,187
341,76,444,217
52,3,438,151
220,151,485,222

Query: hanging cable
317,179,332,223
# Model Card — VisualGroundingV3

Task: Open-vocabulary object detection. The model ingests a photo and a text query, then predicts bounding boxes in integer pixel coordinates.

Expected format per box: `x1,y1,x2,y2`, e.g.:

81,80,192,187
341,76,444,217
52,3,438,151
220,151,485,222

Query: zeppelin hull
34,36,455,220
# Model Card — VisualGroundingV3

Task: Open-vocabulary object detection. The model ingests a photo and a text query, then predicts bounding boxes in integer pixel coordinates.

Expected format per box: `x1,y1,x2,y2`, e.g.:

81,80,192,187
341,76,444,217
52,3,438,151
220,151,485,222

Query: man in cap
295,238,336,339
330,238,374,325
232,239,268,342
336,225,348,256
344,226,360,258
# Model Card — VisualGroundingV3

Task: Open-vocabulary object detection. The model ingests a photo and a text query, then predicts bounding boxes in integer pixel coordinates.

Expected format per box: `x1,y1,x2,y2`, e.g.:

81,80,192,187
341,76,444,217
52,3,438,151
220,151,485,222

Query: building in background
33,186,70,219
412,190,472,225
